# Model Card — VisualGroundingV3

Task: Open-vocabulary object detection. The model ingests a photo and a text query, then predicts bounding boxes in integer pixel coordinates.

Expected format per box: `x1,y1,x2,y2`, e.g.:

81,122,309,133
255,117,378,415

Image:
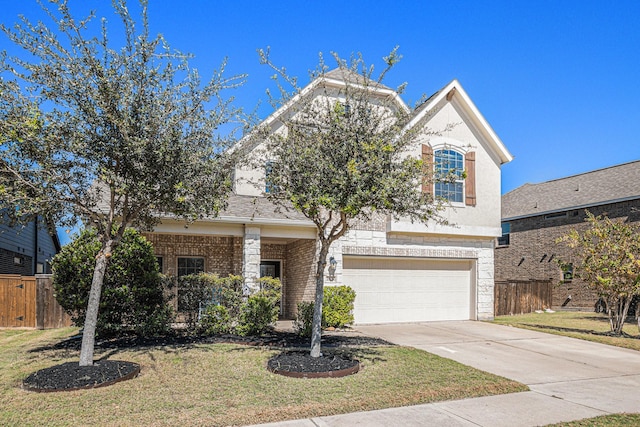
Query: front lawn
493,311,640,351
547,413,640,426
0,328,526,426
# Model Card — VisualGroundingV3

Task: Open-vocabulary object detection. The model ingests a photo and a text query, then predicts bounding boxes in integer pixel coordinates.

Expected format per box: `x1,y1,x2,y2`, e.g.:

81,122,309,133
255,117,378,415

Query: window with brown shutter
464,151,476,206
421,144,433,194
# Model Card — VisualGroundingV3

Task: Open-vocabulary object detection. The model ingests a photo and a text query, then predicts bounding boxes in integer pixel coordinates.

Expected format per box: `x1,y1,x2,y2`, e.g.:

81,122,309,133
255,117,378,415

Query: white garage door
342,256,474,324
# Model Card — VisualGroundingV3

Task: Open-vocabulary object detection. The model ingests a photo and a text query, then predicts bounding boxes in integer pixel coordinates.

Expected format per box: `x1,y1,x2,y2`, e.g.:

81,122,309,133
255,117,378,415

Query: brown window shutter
422,144,433,194
465,151,476,206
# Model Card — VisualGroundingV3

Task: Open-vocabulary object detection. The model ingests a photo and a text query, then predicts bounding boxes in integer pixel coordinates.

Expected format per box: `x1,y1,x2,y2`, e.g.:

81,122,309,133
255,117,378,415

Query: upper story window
265,161,276,194
497,222,510,246
422,145,476,206
434,149,465,203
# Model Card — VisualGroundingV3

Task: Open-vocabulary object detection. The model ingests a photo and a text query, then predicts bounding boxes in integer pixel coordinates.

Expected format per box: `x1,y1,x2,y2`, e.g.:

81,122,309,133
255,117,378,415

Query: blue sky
3,1,640,244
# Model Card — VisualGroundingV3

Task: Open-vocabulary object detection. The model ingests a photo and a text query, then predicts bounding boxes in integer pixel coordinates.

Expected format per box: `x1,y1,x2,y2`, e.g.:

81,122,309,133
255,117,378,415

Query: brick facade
283,239,317,319
143,233,243,277
143,232,317,319
495,199,640,309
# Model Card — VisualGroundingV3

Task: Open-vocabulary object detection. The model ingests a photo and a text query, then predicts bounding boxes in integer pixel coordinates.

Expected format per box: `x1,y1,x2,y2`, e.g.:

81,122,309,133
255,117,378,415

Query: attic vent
446,88,456,101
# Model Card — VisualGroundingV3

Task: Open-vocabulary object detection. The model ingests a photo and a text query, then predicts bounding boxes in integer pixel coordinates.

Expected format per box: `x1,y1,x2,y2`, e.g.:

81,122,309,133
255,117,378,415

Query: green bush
236,294,278,336
258,276,282,303
51,228,174,337
322,285,356,328
176,273,243,332
185,274,280,336
199,304,231,335
294,301,314,337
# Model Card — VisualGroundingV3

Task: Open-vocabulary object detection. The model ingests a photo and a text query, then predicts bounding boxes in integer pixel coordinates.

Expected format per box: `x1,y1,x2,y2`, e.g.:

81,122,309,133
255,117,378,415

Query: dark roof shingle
502,160,640,219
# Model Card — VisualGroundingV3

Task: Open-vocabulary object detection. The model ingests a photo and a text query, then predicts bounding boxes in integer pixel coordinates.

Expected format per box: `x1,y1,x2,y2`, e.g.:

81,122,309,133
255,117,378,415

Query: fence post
36,275,47,329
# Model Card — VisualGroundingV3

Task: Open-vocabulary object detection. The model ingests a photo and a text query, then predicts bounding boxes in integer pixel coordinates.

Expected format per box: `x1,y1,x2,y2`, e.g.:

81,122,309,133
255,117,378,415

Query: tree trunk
310,243,329,358
609,296,632,335
78,239,113,366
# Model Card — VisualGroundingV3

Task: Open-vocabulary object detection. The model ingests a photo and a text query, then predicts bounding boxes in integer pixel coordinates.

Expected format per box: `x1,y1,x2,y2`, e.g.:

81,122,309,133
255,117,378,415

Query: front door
260,260,282,316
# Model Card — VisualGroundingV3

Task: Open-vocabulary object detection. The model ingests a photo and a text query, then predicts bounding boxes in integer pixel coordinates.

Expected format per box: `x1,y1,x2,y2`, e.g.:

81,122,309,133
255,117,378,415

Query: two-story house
143,70,513,324
0,215,61,275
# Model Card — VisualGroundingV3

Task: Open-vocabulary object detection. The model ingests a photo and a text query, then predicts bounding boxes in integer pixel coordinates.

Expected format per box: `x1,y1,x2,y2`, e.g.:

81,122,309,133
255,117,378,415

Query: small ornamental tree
255,48,448,357
0,0,243,365
557,211,640,334
52,228,173,337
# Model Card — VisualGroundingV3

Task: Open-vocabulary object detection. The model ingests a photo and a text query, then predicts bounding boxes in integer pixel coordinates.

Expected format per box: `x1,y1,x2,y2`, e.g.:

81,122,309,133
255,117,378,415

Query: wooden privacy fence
0,274,72,328
494,279,553,316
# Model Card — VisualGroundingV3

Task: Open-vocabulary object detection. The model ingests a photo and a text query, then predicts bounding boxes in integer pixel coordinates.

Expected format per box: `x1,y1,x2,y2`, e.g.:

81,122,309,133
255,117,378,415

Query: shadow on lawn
27,329,394,362
526,324,640,339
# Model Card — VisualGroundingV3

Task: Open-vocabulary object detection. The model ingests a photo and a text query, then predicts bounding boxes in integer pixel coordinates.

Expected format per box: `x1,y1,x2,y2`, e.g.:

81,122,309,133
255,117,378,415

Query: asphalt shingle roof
502,160,640,220
220,194,310,222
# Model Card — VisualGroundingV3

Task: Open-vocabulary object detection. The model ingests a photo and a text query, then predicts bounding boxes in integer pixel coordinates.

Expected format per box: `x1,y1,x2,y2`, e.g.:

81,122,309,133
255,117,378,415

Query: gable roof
409,79,513,165
502,160,640,220
322,68,392,90
240,67,410,141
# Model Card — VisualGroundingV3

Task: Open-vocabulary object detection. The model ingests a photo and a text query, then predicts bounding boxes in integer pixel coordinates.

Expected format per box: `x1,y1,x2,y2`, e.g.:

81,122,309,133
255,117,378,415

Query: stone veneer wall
284,239,317,319
495,200,640,309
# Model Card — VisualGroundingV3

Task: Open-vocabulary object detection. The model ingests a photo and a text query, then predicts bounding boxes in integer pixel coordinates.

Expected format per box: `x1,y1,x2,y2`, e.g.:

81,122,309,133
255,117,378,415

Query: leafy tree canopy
253,48,449,356
0,0,244,365
558,211,640,334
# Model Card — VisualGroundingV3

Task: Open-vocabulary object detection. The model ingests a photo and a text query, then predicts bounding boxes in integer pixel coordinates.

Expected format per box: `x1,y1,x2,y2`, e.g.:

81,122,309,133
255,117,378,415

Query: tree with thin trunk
255,48,449,357
0,0,244,366
557,211,640,334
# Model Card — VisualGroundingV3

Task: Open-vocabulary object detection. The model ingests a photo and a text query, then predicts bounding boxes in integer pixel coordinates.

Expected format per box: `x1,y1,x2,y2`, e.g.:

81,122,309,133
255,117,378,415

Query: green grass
492,311,640,351
0,328,526,427
547,414,640,426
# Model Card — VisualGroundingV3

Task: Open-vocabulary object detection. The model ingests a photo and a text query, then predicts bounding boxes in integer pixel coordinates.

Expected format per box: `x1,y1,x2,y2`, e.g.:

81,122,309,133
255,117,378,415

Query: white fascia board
235,74,408,153
408,80,513,165
322,77,410,113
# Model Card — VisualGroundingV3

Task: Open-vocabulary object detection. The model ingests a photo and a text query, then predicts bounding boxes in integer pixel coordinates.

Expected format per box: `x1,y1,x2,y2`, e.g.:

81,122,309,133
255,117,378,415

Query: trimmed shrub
176,273,243,332
236,294,278,336
294,301,314,337
52,228,174,337
235,277,282,336
322,285,356,328
199,304,231,335
189,274,280,336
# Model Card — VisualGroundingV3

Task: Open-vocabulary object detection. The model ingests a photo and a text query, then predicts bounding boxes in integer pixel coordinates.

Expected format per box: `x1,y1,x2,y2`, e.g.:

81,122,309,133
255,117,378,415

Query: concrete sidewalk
248,321,640,426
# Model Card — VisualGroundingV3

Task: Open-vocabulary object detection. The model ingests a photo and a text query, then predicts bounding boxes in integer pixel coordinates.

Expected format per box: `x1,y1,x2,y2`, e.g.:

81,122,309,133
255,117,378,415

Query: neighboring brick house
495,160,640,309
0,215,61,275
146,69,513,323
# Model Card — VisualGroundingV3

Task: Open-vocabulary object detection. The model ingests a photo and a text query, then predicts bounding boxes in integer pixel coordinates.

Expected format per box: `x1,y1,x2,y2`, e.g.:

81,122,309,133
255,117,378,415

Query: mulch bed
23,360,140,392
24,329,390,391
267,351,360,378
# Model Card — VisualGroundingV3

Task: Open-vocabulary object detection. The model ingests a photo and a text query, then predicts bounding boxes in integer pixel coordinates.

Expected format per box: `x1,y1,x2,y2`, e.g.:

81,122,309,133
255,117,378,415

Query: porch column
242,225,261,295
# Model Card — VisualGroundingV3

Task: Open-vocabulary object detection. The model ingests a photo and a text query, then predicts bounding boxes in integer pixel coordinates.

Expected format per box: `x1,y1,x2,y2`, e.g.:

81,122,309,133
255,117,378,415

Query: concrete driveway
253,321,640,427
355,321,640,425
